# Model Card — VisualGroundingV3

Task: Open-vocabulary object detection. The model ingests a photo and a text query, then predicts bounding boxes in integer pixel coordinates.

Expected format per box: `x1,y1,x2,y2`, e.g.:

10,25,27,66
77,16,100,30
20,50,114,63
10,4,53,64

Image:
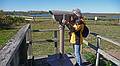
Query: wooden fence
32,29,120,66
0,24,32,66
83,33,120,66
0,24,120,66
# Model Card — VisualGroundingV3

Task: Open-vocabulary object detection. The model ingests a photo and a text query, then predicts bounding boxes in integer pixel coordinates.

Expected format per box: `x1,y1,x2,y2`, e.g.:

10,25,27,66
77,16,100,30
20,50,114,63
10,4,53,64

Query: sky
0,0,120,13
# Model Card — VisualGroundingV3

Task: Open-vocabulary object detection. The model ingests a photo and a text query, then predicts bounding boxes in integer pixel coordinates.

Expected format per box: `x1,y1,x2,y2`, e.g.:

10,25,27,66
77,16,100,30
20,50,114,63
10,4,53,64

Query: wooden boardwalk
0,24,120,66
30,54,92,66
47,54,73,66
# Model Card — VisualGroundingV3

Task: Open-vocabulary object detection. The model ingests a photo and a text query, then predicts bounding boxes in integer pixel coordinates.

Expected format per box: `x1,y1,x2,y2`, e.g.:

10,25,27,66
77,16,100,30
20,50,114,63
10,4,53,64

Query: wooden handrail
1,27,118,66
90,32,120,47
32,29,120,66
97,35,120,47
0,24,31,66
32,29,120,47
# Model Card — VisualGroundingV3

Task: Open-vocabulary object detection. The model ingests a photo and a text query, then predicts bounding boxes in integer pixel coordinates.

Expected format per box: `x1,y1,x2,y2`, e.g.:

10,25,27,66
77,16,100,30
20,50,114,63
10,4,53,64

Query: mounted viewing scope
49,10,89,38
49,10,74,24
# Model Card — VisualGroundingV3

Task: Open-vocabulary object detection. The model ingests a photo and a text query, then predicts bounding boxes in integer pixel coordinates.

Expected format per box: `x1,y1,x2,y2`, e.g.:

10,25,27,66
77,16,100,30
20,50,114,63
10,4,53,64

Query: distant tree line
3,10,49,16
28,11,49,15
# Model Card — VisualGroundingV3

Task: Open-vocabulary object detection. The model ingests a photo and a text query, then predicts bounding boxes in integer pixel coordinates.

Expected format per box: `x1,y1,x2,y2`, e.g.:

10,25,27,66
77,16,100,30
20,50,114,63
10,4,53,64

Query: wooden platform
47,54,73,66
30,53,93,66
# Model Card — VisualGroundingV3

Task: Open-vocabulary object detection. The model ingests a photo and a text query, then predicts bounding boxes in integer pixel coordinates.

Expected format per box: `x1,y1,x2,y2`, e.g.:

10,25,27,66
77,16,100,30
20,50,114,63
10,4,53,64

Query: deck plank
32,54,92,66
47,54,73,66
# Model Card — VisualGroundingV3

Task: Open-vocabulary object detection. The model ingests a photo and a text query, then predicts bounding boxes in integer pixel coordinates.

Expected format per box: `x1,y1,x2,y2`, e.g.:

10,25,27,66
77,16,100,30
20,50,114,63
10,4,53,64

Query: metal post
95,37,101,66
59,25,65,55
54,31,58,54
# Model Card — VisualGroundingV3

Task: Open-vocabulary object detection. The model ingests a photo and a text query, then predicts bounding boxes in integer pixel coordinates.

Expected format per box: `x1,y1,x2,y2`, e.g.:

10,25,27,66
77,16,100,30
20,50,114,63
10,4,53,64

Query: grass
31,18,120,66
32,42,54,56
87,24,120,42
86,23,120,52
0,23,28,49
0,28,17,48
34,17,53,22
83,51,96,64
0,17,120,65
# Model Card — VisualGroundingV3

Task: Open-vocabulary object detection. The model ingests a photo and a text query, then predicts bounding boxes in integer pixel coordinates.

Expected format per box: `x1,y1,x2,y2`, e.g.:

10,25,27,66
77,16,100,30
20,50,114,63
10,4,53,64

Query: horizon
0,0,120,13
3,10,120,14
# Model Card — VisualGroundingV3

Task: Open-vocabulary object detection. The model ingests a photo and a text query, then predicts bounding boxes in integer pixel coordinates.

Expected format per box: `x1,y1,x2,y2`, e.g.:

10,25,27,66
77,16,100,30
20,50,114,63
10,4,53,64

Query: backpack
82,25,89,38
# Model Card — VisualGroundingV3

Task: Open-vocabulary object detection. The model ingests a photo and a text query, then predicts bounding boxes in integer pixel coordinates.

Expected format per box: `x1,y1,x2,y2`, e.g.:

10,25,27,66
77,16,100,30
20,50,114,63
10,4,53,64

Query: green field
0,17,120,65
0,28,18,48
31,18,120,51
31,18,120,66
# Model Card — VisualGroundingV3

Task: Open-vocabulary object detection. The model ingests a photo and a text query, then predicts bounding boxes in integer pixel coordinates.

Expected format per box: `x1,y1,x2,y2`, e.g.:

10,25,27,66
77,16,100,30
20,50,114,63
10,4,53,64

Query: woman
64,9,85,66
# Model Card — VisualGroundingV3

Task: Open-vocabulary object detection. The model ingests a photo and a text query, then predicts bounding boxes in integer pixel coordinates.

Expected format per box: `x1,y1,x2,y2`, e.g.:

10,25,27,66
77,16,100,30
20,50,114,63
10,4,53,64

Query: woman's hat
72,8,82,17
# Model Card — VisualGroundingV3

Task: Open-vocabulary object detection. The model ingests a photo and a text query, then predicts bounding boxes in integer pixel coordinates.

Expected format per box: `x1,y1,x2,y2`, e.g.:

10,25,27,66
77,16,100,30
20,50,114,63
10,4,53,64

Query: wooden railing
83,33,120,66
0,25,120,66
86,33,120,66
32,29,59,54
32,29,120,66
0,24,32,66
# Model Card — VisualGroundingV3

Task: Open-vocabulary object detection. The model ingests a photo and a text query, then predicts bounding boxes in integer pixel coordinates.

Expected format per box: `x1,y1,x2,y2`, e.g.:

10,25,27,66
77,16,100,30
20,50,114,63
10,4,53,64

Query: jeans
74,44,82,66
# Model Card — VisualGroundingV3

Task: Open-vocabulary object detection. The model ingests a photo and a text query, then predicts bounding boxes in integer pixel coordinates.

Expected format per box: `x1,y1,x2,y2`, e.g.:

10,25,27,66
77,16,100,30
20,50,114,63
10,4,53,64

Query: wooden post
59,14,65,55
59,25,65,55
54,31,58,54
80,44,83,54
19,36,27,66
13,52,19,66
16,51,19,66
95,37,101,66
27,25,32,59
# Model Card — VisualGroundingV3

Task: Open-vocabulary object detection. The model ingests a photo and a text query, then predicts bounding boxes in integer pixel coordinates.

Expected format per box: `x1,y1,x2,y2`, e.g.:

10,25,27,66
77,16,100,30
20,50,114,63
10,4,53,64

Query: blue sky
0,0,120,13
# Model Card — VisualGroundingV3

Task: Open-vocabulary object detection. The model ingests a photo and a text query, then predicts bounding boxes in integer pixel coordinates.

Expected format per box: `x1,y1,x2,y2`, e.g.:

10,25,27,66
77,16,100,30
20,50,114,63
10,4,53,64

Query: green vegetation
31,18,120,66
0,29,18,48
0,10,28,29
0,11,120,65
0,16,26,26
1,10,49,16
0,10,29,48
83,52,96,64
33,17,53,22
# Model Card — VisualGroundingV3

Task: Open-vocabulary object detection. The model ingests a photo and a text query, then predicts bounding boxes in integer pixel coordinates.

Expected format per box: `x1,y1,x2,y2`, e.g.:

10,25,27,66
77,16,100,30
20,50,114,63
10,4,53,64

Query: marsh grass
0,17,119,65
0,28,18,48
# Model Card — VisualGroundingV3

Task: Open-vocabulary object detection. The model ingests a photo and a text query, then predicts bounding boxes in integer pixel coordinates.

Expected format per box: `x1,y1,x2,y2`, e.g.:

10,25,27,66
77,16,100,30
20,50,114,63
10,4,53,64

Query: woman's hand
62,19,69,24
